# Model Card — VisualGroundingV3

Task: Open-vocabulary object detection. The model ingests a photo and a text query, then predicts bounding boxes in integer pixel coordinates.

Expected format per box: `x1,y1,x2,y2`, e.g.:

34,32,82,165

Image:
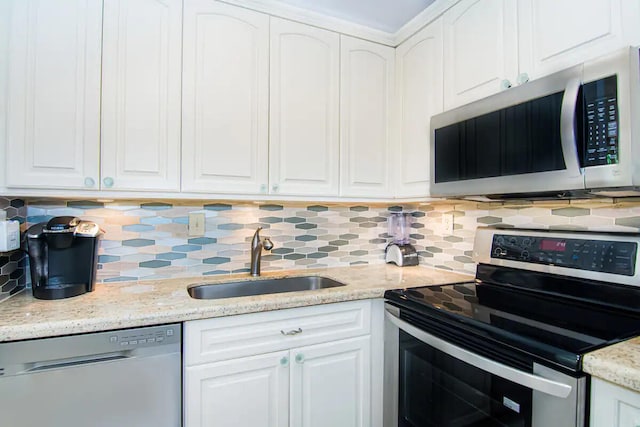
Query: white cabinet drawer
184,300,371,366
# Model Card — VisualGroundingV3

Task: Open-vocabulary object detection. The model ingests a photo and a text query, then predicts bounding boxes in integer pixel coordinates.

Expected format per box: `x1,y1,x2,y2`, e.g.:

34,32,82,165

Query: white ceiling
271,0,437,33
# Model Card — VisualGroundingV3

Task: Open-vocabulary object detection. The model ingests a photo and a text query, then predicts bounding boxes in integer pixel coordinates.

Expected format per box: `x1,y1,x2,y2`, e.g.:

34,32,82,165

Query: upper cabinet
5,0,102,190
442,0,518,109
395,19,444,198
518,0,640,80
340,36,394,198
269,18,340,197
101,0,182,192
182,0,269,194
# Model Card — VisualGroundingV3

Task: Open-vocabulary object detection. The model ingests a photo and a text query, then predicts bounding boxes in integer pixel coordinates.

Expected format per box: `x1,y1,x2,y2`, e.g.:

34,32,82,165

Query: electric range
383,227,640,427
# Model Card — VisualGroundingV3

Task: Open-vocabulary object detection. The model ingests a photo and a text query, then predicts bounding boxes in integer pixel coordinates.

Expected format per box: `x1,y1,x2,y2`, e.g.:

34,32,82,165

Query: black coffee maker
26,216,103,300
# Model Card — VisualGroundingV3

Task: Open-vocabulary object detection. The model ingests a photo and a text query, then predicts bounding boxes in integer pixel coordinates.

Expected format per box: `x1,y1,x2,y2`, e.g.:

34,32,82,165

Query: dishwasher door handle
385,310,573,399
25,352,130,373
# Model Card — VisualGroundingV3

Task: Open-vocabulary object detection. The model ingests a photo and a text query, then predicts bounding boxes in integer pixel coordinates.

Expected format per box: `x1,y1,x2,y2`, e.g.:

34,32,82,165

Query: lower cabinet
290,336,371,427
591,378,640,427
185,351,290,427
183,300,379,427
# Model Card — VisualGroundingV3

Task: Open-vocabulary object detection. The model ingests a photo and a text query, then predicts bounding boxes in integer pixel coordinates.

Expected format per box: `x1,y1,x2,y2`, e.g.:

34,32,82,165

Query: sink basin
187,276,346,300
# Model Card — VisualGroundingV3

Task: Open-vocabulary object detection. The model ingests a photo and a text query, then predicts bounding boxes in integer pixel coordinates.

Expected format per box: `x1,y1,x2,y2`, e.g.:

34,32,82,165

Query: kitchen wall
0,197,27,301
19,198,640,284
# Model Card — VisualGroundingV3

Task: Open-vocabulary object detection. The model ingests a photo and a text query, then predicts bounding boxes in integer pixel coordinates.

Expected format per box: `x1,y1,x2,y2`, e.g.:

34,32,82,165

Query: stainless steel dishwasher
0,323,181,427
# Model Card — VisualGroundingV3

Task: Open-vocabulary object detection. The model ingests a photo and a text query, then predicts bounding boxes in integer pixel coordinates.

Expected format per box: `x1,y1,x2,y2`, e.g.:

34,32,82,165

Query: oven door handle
385,310,573,399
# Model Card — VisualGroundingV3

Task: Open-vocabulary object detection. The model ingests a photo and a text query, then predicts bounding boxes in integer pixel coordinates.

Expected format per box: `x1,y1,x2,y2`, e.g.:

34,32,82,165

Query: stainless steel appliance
430,46,640,199
0,324,181,427
384,227,640,426
385,213,418,266
26,216,102,299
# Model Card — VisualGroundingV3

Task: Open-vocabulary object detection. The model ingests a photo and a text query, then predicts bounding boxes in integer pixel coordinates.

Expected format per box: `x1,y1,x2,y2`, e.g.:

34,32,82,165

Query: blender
384,213,418,266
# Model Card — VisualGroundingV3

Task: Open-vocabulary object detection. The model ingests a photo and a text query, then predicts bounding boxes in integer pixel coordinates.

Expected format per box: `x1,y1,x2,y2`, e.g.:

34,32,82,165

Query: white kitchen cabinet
518,0,640,81
182,0,269,194
590,378,640,427
394,19,444,198
442,0,518,109
0,0,9,189
269,18,340,197
184,300,379,427
339,36,394,198
290,336,371,427
185,351,290,427
101,0,182,192
5,0,102,190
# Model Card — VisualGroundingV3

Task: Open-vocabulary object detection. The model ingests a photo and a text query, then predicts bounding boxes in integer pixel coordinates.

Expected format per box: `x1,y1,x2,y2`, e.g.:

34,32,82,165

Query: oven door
384,304,586,427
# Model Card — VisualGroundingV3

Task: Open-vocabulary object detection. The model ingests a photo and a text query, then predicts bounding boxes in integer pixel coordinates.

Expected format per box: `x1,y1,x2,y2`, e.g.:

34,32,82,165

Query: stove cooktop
385,264,640,372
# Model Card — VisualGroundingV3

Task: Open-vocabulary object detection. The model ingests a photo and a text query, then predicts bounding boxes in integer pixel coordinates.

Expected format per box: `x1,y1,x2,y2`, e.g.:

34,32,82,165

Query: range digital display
540,239,566,252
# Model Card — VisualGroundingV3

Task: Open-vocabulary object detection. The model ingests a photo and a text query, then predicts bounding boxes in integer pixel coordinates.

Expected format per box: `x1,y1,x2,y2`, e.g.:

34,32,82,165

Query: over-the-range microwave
430,46,640,199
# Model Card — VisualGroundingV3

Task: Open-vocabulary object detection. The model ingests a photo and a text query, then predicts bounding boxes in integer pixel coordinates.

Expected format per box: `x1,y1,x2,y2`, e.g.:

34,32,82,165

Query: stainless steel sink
187,276,346,300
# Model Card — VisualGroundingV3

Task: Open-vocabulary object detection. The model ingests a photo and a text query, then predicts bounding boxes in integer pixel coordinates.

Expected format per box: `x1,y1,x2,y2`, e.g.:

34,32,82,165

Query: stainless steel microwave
430,47,640,199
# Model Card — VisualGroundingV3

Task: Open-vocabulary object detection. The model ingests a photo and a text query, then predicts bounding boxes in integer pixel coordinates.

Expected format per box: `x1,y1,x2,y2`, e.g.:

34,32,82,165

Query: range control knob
521,250,530,260
493,247,506,257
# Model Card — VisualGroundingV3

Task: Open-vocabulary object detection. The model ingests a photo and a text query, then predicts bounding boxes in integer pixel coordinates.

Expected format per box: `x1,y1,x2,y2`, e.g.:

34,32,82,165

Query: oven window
399,331,532,427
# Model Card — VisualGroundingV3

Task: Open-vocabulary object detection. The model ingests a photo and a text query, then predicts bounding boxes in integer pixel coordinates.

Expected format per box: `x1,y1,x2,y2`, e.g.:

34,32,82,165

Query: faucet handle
263,237,274,251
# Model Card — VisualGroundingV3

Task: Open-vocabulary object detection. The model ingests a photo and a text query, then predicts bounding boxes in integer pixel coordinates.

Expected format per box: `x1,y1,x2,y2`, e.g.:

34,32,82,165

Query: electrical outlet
188,213,206,236
442,213,454,234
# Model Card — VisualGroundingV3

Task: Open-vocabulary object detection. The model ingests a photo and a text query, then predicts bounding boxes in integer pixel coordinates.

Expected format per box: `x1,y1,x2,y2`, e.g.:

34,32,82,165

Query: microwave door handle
385,310,573,399
560,78,583,177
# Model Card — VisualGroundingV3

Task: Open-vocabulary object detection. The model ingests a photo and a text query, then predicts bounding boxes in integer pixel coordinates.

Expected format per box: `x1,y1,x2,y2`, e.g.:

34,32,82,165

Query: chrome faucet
250,227,274,276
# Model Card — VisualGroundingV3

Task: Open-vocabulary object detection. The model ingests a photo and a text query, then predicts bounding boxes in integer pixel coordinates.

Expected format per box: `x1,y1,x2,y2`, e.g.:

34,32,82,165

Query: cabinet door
5,0,102,189
518,0,640,80
185,351,290,427
182,0,269,194
340,36,394,198
290,336,371,427
443,0,518,109
395,19,443,198
590,378,640,427
101,0,182,191
270,18,340,196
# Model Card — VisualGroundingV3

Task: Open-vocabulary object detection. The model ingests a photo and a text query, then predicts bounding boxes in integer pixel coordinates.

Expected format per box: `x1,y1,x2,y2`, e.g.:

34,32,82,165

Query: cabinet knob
103,177,114,188
84,177,96,188
280,356,289,367
295,353,305,364
260,184,267,193
500,79,512,90
272,184,279,193
516,73,529,85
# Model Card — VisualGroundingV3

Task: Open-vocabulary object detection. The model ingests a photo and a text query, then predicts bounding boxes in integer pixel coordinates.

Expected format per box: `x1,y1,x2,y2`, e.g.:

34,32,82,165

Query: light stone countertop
0,264,473,342
584,337,640,392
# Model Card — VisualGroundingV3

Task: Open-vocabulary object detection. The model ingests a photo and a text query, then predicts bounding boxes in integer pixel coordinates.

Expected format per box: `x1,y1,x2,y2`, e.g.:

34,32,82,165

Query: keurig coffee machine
26,216,103,300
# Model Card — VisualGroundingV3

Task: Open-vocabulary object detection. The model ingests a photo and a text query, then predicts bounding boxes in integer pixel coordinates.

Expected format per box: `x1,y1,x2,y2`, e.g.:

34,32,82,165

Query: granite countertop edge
583,336,640,393
0,264,472,343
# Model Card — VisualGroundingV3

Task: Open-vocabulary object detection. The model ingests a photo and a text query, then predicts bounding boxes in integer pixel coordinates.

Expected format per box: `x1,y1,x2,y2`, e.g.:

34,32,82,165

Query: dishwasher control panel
107,324,180,349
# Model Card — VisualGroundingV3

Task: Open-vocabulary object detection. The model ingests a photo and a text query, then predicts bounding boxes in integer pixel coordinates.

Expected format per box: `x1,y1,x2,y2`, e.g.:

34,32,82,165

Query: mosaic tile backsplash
0,198,27,300
22,198,640,283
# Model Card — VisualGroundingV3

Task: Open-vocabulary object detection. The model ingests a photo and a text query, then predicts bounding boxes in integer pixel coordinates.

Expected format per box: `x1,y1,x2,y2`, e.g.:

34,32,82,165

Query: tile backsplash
20,198,640,284
0,197,27,301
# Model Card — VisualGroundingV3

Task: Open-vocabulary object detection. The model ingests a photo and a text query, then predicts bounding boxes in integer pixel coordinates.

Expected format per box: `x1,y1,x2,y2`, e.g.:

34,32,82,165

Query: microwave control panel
491,234,637,276
583,75,618,167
